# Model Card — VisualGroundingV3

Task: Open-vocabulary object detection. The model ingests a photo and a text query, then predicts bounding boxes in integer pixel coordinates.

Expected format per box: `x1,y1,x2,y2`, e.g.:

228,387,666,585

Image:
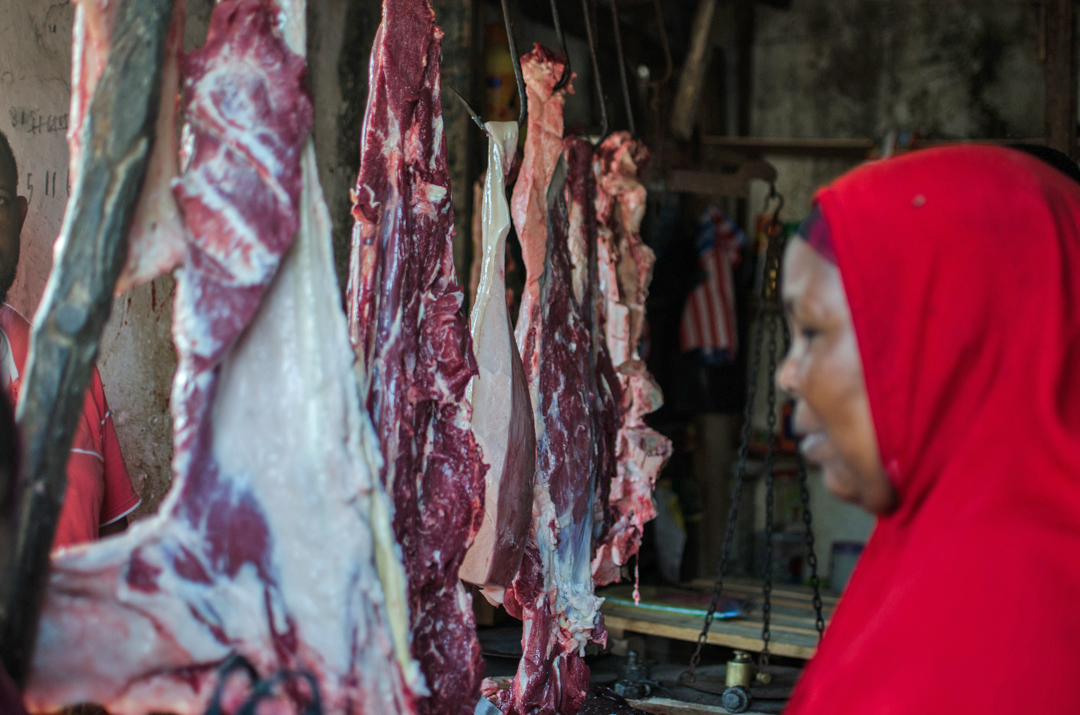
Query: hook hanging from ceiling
501,0,529,128
451,0,528,131
581,0,609,143
608,0,637,137
550,0,573,92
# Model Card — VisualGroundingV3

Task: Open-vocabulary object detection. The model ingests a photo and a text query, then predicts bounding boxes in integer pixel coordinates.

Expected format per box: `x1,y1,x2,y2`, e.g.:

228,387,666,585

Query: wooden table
600,578,837,661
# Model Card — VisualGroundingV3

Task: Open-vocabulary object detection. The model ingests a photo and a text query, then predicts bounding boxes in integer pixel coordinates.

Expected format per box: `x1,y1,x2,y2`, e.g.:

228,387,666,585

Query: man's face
0,156,28,305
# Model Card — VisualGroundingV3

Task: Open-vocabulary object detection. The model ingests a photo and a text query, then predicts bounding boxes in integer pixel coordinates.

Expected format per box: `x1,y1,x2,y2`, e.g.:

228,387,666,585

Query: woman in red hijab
777,145,1080,713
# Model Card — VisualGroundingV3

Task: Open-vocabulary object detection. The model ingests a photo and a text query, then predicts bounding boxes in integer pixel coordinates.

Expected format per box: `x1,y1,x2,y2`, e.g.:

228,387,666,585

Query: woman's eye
800,327,820,341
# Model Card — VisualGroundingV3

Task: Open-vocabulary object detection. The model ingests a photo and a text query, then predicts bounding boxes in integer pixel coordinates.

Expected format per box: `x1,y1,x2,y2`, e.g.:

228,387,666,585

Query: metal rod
652,0,673,86
500,0,528,128
581,0,609,143
550,0,573,91
0,0,176,687
448,85,486,131
609,0,636,137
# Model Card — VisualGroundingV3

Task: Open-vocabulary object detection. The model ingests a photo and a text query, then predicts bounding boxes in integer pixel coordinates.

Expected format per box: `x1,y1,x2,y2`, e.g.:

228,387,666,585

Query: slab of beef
24,3,419,714
563,136,624,583
69,0,189,294
460,122,536,598
345,2,486,714
498,46,603,715
591,132,673,587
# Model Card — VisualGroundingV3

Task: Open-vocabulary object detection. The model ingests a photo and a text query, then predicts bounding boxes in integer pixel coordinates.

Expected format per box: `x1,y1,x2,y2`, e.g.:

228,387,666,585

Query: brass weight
725,651,755,688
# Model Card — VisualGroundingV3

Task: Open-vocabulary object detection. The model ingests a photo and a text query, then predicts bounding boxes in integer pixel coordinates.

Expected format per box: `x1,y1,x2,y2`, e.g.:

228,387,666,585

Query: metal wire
608,0,636,137
448,85,485,131
581,0,609,142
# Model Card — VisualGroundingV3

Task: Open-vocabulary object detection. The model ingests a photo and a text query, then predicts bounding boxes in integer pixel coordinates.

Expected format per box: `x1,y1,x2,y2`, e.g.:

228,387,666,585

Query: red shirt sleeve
52,369,140,550
98,381,140,525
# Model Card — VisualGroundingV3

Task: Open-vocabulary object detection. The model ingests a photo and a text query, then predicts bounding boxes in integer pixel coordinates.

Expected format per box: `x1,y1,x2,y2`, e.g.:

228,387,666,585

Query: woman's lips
799,432,828,462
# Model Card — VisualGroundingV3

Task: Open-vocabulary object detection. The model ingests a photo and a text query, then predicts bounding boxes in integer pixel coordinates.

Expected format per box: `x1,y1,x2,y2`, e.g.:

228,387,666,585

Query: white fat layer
461,122,520,586
27,144,419,715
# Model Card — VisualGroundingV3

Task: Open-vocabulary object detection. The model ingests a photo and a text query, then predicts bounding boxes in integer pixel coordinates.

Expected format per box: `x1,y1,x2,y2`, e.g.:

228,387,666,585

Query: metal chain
679,312,765,684
679,187,791,684
758,210,786,672
760,310,779,672
779,303,827,639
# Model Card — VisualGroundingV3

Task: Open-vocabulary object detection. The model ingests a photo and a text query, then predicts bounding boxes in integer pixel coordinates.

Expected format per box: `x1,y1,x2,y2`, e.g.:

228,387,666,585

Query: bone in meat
459,122,536,599
69,0,189,294
591,132,673,586
25,3,418,714
345,1,486,713
498,46,604,715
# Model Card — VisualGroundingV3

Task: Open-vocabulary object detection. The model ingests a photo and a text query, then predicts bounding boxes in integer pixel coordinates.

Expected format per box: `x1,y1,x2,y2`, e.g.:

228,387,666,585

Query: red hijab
786,146,1080,713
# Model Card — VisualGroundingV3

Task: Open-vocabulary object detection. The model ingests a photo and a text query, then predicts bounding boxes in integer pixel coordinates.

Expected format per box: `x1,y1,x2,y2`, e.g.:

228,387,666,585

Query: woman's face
777,237,896,514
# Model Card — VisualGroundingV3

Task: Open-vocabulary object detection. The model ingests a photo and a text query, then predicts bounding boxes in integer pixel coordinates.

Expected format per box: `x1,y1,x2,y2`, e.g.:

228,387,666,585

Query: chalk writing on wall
9,107,68,136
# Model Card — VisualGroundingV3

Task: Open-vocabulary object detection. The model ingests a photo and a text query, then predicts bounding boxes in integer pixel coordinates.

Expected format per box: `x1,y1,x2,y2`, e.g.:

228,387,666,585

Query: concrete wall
748,0,1045,216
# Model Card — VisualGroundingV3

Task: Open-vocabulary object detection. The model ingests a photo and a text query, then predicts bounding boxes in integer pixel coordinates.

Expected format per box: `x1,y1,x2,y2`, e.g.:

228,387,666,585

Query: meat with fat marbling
345,1,487,713
498,46,604,715
24,3,419,714
591,131,673,587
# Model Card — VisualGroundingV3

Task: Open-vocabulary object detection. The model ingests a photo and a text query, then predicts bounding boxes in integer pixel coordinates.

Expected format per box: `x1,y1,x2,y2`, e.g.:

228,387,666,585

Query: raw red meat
498,47,604,715
345,1,486,714
69,0,189,294
24,3,419,714
591,133,673,586
563,137,623,580
460,122,536,597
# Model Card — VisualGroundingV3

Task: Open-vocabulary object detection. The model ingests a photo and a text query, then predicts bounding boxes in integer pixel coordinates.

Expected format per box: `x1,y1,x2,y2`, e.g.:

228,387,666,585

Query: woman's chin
822,461,863,506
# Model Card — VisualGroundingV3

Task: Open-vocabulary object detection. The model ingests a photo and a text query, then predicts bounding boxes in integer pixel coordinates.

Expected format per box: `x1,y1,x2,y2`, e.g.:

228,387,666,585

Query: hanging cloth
679,206,745,365
786,145,1080,713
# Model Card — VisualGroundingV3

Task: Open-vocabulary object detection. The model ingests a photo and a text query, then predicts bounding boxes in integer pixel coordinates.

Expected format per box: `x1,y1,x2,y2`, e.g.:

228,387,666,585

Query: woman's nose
776,350,799,395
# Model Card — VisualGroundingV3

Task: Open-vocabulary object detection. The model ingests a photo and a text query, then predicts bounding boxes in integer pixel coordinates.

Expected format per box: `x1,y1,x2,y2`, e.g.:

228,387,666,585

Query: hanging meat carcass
24,2,419,714
345,1,487,713
69,0,189,294
459,121,536,598
497,46,606,715
591,132,673,586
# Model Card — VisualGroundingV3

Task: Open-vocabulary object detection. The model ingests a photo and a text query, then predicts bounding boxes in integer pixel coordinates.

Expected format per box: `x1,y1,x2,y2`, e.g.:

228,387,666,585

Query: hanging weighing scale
677,187,826,714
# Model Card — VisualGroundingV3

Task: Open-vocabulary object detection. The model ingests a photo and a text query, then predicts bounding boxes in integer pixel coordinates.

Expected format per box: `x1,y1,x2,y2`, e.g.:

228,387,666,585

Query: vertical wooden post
1045,0,1077,159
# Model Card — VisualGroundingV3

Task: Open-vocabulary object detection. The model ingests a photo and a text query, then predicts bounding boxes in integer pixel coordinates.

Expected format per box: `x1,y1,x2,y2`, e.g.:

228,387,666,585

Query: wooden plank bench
599,578,838,661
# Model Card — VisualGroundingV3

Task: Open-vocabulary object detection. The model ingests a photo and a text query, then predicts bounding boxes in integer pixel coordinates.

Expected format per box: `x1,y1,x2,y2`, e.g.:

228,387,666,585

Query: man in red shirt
0,130,140,549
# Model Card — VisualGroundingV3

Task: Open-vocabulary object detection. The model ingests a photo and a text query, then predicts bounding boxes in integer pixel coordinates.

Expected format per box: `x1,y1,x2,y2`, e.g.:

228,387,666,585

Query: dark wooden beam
0,0,174,686
1044,0,1077,159
667,160,778,199
670,0,718,141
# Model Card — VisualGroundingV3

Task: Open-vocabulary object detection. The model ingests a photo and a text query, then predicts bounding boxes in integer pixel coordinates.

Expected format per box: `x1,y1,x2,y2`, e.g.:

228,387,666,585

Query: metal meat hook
581,0,609,144
550,0,573,92
449,0,528,131
502,0,528,128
